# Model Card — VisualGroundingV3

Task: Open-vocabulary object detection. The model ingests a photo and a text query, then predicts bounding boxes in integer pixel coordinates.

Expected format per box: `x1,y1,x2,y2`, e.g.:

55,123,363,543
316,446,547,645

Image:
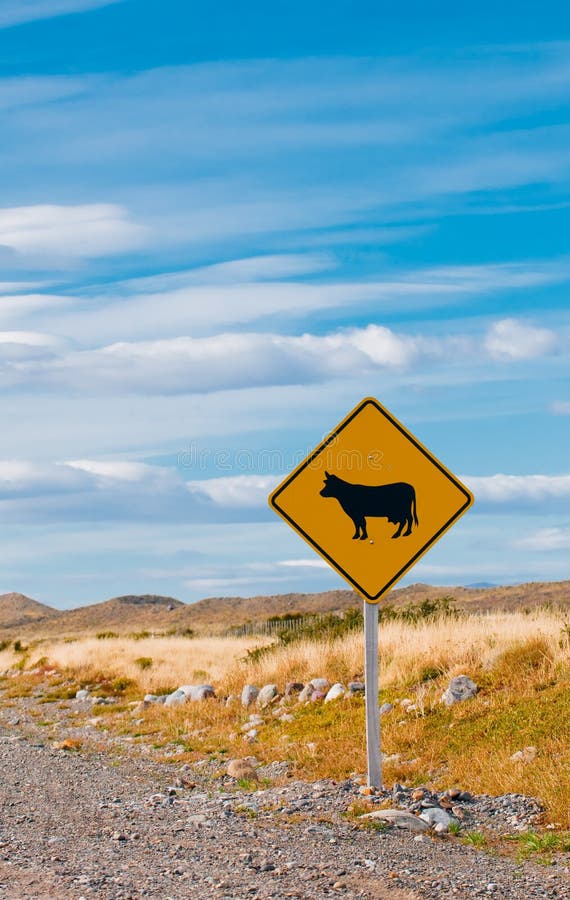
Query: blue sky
0,1,568,608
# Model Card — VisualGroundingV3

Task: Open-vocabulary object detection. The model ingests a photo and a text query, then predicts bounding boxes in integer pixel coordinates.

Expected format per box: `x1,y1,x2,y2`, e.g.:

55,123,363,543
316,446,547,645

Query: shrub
97,631,119,640
135,657,153,670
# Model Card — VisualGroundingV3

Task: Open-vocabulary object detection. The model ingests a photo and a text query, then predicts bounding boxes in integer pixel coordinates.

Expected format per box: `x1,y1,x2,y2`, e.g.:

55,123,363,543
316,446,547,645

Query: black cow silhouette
319,471,419,540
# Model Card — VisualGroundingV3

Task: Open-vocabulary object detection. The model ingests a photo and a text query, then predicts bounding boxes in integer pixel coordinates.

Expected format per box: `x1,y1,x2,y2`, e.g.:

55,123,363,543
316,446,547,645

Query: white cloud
464,473,570,503
36,259,570,346
65,459,175,485
278,559,329,569
0,0,123,27
3,314,564,395
0,204,145,258
484,318,557,360
0,294,71,322
186,475,278,508
515,528,570,551
550,400,570,415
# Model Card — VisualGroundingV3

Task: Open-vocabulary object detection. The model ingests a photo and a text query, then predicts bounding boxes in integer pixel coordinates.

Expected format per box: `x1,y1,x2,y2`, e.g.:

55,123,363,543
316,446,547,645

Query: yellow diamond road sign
269,397,474,602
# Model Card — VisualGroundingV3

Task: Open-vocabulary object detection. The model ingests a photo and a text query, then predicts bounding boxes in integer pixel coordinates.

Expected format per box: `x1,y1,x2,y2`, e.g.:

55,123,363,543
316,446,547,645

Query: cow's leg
359,518,368,540
351,519,360,540
403,514,413,536
392,520,404,538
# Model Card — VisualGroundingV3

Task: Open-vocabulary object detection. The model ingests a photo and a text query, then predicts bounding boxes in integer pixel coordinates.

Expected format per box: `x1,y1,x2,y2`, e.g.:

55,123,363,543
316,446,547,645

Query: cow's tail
412,491,419,527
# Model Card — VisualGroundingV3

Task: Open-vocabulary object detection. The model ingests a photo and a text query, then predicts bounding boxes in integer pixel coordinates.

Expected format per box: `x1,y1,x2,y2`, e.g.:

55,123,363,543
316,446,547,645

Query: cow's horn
324,470,330,478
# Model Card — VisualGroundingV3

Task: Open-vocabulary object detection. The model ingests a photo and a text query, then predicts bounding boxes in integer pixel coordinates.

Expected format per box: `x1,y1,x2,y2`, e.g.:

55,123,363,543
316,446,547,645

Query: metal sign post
268,396,473,787
364,599,382,787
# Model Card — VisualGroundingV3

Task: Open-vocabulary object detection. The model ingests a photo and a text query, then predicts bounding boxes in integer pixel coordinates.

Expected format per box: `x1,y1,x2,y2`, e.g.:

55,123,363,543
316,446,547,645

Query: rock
256,684,278,708
412,788,426,800
358,786,376,796
400,698,413,708
441,675,478,706
510,746,537,763
187,814,208,825
165,685,215,705
447,788,461,799
419,807,455,831
360,809,429,833
143,694,167,705
241,685,259,708
310,690,326,702
164,689,187,707
243,729,257,743
324,683,346,703
75,689,90,701
297,684,314,703
178,684,215,701
379,702,393,716
227,759,258,780
309,678,330,693
348,681,365,694
285,682,304,697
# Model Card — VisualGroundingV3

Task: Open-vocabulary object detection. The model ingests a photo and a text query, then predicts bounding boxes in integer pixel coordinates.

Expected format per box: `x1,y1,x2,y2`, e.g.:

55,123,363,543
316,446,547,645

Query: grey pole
364,599,382,788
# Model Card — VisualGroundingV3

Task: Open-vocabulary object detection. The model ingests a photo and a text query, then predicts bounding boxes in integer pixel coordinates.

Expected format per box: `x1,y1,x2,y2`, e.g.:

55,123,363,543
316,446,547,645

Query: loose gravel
0,727,568,900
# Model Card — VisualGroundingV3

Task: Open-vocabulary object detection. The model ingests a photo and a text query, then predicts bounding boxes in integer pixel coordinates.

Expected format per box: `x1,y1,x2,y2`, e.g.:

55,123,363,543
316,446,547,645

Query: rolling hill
0,593,59,629
0,580,568,639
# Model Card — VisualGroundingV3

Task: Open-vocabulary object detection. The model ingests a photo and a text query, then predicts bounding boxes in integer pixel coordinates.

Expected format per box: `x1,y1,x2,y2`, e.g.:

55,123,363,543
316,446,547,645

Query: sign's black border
269,397,474,602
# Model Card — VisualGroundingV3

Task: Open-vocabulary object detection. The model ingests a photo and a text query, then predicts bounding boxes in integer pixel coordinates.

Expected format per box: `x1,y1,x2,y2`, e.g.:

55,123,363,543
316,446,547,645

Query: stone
412,788,426,800
379,703,394,716
309,678,330,693
510,746,537,763
178,684,215,701
441,675,478,706
297,684,314,703
243,729,257,743
447,788,461,799
75,689,90,701
187,814,208,825
241,685,259,708
256,684,278,708
310,690,326,702
348,681,365,694
285,682,304,697
164,689,187,707
324,683,346,703
227,759,258,780
419,807,456,831
143,694,167,705
360,809,429,833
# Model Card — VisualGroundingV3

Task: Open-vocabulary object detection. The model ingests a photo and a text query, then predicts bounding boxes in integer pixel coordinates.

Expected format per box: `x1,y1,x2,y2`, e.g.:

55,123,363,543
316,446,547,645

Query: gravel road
0,727,568,900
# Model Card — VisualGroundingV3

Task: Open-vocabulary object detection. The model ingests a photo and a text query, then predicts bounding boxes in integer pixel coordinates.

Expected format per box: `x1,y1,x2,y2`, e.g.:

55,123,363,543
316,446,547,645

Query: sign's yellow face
269,397,473,602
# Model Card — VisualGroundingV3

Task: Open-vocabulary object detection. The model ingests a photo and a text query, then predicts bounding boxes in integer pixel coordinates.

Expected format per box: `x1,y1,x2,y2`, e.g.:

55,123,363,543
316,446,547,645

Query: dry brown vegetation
2,604,569,827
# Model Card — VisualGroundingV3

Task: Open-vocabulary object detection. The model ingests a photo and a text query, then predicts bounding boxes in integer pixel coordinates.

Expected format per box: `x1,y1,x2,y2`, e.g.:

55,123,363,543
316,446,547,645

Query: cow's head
319,471,340,498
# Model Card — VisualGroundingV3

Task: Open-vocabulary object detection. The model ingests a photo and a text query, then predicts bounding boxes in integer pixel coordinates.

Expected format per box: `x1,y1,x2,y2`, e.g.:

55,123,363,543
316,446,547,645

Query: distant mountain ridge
0,580,568,636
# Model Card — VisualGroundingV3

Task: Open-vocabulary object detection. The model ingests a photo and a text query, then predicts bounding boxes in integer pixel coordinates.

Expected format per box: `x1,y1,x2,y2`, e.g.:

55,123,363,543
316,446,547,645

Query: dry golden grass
3,608,569,826
227,608,568,692
0,635,273,694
